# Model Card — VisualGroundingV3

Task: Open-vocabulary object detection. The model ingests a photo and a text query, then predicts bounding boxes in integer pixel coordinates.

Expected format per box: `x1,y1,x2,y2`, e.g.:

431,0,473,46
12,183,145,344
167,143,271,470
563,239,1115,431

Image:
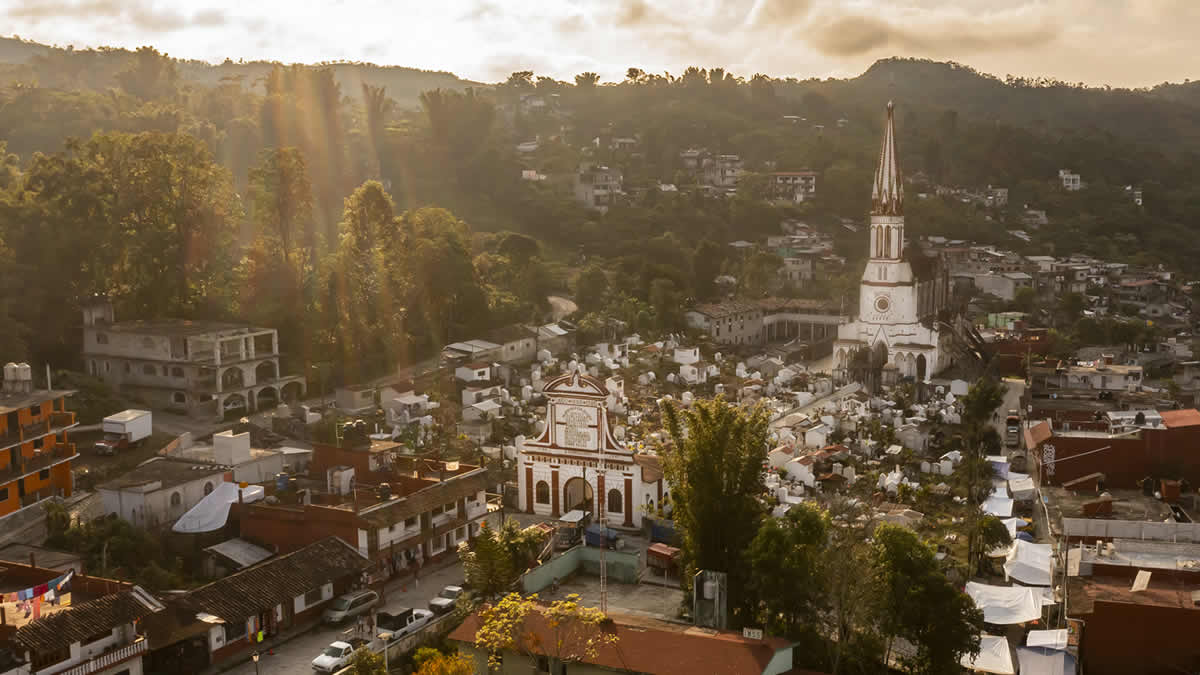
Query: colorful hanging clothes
32,584,47,596
31,596,41,620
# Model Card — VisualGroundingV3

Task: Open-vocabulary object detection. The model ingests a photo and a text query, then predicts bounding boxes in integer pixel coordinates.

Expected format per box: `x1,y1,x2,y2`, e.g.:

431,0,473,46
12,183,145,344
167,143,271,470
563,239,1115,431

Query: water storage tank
275,473,289,492
3,363,16,381
16,363,31,381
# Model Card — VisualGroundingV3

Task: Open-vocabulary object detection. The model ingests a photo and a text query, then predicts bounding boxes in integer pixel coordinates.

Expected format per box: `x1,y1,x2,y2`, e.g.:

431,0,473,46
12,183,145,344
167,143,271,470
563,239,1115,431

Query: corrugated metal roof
203,538,274,569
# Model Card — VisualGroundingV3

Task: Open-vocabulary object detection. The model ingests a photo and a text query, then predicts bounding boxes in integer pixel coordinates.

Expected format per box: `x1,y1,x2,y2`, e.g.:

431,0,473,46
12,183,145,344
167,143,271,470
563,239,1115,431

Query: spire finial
872,101,903,216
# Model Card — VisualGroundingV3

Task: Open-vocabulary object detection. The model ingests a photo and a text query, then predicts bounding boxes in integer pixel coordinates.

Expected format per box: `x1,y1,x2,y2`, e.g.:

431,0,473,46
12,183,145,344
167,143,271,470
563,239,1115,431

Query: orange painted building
0,364,78,519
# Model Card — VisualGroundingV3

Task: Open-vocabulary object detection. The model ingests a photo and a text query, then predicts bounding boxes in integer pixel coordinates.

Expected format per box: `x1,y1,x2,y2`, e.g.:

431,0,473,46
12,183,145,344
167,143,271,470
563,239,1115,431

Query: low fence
520,544,641,593
335,613,459,674
1062,518,1200,543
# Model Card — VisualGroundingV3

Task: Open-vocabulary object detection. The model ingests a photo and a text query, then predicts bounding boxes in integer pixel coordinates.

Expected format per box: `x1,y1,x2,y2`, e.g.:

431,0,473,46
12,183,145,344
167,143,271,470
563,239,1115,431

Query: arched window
885,226,893,258
204,482,215,496
607,489,622,514
535,481,550,504
170,492,182,507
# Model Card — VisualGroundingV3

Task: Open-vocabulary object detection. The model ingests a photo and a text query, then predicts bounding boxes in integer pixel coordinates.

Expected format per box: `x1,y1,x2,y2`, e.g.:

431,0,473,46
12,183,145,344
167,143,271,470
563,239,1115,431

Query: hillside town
2,5,1200,673
0,94,1193,675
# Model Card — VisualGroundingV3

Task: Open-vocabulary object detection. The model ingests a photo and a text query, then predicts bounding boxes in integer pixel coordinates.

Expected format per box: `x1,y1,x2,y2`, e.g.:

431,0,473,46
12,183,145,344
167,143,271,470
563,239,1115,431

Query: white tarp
983,495,1014,517
172,482,264,533
1026,629,1068,650
1017,647,1076,675
961,634,1014,674
966,582,1042,624
1009,475,1036,501
986,456,1010,479
1004,540,1053,586
988,518,1023,557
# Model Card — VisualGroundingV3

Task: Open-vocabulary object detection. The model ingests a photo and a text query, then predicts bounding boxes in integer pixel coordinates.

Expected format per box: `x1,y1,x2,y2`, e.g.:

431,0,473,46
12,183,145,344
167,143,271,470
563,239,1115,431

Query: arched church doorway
563,477,594,514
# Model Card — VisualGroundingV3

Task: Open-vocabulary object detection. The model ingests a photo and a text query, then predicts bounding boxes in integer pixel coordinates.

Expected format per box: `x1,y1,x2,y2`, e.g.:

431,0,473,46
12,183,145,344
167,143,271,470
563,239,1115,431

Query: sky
2,0,1199,88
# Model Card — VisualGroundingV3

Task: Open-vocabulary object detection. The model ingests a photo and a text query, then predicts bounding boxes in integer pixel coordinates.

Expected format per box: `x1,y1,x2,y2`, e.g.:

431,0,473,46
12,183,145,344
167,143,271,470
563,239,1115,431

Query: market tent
983,495,1014,517
986,455,1010,479
1026,629,1068,649
966,582,1042,624
1017,646,1076,675
1009,474,1036,501
960,634,1014,674
1005,540,1053,586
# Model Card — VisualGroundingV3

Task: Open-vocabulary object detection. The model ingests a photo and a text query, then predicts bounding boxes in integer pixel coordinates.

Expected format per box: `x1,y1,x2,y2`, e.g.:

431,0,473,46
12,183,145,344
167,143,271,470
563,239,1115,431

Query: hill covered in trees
1,39,1199,383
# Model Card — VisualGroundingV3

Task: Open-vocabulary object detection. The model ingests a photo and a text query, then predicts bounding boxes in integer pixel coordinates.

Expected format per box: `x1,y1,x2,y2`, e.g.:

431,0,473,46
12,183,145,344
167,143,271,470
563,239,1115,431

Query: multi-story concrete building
80,298,304,419
0,364,78,521
704,154,744,188
769,171,817,202
574,164,622,212
1059,169,1082,191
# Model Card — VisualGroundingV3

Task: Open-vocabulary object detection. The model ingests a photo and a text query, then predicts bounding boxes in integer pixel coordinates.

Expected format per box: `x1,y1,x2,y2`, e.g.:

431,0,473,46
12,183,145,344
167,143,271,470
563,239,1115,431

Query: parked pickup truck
377,607,434,638
311,638,367,673
94,409,151,455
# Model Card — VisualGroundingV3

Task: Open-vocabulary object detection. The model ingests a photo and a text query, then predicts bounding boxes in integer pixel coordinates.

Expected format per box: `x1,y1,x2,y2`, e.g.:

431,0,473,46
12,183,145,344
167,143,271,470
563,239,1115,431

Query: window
535,481,550,504
172,392,187,404
38,469,49,480
537,656,550,673
607,488,622,514
33,437,43,450
96,332,108,344
404,516,417,529
304,587,323,606
172,366,184,377
104,361,110,373
204,482,214,496
170,492,182,506
28,404,40,416
0,487,8,502
142,364,155,376
223,621,245,641
456,526,466,540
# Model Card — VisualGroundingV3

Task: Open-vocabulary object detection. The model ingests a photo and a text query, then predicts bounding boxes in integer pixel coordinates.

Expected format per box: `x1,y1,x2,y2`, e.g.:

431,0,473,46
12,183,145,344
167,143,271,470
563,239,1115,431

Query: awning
961,634,1014,674
984,496,1014,517
1017,646,1076,675
1004,540,1053,586
966,582,1042,624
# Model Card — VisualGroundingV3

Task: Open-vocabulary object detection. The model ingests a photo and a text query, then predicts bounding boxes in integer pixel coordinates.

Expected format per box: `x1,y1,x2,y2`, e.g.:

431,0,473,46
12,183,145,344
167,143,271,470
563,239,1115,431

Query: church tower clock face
871,293,893,321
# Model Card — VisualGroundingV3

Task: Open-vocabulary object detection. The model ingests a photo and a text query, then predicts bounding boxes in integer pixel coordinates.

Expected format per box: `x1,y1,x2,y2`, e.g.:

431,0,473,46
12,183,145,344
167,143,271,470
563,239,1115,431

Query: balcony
0,413,78,452
61,638,147,675
0,442,77,484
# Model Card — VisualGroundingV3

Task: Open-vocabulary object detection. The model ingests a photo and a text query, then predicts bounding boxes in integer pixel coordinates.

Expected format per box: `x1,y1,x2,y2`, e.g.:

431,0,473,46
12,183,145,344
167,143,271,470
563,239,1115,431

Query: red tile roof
1161,409,1200,429
449,610,796,675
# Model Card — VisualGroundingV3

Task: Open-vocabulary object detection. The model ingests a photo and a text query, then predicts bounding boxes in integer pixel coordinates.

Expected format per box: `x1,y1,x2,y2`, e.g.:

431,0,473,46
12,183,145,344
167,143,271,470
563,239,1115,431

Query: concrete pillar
272,332,278,355
551,469,560,518
623,477,633,527
248,336,255,360
213,338,221,367
524,466,534,514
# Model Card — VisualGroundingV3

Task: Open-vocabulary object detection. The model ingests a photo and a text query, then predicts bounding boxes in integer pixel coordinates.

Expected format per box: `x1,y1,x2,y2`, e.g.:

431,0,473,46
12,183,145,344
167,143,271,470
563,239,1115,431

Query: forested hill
0,36,479,106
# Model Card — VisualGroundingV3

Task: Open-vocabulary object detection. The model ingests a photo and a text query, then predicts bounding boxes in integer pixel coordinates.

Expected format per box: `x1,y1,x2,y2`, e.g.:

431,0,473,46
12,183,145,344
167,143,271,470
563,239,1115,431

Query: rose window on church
874,295,891,314
563,407,591,449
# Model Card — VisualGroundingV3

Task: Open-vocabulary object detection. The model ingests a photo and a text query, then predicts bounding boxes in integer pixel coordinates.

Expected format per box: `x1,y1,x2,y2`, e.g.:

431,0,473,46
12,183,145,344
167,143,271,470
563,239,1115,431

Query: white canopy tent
1005,540,1054,586
983,495,1014,517
961,634,1014,674
1026,629,1068,650
966,582,1043,624
1009,473,1036,501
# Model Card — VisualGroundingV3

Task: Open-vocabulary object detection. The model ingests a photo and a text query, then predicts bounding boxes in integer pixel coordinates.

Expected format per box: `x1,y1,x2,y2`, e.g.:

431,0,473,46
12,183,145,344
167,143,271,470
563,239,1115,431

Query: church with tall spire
833,102,952,388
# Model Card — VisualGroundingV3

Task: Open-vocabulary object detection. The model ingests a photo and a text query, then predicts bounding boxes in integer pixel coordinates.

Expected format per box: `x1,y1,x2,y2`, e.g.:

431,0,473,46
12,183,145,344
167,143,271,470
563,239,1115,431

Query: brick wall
1081,600,1200,675
1037,426,1200,488
235,503,361,555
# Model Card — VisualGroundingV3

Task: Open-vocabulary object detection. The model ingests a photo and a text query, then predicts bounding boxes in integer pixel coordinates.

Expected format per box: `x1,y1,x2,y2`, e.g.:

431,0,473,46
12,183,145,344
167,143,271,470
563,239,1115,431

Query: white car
428,585,464,615
403,608,434,636
311,641,356,673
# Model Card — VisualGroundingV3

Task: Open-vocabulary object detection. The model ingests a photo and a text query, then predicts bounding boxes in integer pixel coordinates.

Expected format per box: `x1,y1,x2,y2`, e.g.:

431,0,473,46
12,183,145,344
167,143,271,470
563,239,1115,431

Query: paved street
224,561,467,674
993,377,1026,454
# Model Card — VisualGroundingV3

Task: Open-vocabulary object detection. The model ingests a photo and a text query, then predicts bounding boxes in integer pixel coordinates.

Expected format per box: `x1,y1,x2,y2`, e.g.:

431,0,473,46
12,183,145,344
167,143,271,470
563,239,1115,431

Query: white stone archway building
518,370,667,529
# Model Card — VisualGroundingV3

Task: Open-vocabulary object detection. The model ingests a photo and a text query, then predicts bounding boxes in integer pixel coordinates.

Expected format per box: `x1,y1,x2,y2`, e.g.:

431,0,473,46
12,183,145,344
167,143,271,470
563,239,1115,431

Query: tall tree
660,397,770,624
248,146,315,260
745,503,829,638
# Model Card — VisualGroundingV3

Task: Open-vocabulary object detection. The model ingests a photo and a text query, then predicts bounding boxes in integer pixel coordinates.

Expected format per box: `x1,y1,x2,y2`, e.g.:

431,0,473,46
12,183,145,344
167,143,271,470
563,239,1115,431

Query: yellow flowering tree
474,593,618,670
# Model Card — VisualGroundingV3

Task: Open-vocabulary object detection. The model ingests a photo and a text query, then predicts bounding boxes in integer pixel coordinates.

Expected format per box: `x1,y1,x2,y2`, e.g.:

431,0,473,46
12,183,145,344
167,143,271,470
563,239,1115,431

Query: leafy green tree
575,264,609,312
745,503,829,638
872,525,982,673
692,239,725,301
249,146,316,259
660,397,770,623
970,515,1013,577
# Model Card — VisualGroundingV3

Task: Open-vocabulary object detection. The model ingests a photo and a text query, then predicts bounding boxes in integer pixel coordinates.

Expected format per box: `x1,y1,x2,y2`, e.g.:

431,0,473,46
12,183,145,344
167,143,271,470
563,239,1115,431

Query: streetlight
251,651,260,675
377,632,394,673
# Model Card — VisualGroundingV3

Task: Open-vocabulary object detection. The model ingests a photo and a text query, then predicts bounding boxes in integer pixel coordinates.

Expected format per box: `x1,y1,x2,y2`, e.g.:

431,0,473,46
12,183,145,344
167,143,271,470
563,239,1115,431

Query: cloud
615,0,668,28
746,0,812,27
805,5,1061,57
5,0,226,32
460,1,499,22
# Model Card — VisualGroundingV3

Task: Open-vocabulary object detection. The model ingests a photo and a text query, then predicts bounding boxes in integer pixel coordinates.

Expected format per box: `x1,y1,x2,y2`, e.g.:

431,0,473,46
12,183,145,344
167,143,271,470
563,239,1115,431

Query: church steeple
871,101,903,217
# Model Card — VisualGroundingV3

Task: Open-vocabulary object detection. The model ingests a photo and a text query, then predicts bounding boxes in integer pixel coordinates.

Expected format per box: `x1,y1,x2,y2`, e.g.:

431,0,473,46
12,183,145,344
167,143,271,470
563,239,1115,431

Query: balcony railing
61,638,147,675
0,412,76,451
0,442,77,483
49,411,76,428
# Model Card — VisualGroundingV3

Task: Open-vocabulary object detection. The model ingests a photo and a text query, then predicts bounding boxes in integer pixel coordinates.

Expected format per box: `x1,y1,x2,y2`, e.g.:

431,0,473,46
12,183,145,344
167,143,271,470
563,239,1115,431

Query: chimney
213,430,252,466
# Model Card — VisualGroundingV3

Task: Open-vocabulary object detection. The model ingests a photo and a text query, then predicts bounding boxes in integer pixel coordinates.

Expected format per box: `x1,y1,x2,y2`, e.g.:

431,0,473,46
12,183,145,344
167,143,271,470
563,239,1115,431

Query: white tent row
961,634,1014,674
173,481,265,533
1026,629,1068,650
1005,540,1054,586
1017,646,1077,675
966,581,1047,624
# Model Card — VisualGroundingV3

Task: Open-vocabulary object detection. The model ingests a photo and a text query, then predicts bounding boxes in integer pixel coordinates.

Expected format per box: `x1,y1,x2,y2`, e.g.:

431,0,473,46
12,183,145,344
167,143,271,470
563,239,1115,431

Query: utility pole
598,439,608,614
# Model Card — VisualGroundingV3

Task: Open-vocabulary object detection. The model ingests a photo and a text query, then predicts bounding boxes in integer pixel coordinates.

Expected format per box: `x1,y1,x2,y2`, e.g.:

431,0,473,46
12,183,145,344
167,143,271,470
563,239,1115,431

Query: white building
99,456,227,529
574,164,623,212
518,371,668,528
834,102,954,387
1058,169,1082,191
769,171,817,202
